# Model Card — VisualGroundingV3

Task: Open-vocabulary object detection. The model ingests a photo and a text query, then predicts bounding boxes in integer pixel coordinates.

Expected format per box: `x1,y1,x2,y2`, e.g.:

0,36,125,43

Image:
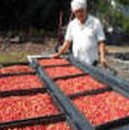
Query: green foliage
121,16,129,33
30,28,45,37
0,52,28,63
118,0,129,5
0,0,128,33
89,0,129,34
97,1,109,13
0,0,62,30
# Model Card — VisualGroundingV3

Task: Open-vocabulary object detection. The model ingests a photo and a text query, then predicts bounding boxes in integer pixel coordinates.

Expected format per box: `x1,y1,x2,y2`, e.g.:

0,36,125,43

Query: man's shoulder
69,18,78,25
88,15,100,23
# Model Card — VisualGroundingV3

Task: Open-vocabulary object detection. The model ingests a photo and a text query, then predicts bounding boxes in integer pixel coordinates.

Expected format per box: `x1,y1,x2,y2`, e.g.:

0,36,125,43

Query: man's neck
79,15,88,25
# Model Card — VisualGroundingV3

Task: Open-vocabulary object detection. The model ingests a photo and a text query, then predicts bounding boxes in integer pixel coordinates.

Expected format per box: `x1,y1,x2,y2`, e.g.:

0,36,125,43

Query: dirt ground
107,45,129,53
0,37,57,54
106,45,129,82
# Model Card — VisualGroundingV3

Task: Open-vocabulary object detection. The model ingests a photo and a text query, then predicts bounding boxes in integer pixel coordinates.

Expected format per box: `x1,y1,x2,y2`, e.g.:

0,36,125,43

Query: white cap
71,0,87,12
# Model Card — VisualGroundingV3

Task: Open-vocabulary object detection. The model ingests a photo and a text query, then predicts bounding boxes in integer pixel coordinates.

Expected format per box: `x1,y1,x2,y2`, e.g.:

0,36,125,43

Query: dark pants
92,60,98,66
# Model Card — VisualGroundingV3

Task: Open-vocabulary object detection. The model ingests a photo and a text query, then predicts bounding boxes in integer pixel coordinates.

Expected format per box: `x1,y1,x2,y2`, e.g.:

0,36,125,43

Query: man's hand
51,41,71,58
50,52,61,58
100,56,107,67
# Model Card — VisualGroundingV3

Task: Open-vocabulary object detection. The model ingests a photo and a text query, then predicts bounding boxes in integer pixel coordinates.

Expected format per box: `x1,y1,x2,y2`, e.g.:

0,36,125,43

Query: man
52,0,107,66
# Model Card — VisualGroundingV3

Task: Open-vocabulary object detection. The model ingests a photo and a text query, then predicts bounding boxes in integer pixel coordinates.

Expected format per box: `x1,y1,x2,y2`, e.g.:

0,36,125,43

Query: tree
118,0,129,5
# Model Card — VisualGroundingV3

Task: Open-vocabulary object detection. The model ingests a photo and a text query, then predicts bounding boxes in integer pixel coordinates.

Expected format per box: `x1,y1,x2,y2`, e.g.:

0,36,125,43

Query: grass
0,52,30,64
0,36,57,65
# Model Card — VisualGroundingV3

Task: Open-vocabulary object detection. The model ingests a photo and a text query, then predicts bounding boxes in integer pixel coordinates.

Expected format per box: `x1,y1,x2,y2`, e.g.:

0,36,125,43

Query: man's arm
99,41,107,67
51,40,71,58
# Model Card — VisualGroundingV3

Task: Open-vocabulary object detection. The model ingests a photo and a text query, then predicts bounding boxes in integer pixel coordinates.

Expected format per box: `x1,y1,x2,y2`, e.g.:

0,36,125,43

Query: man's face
74,8,87,23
